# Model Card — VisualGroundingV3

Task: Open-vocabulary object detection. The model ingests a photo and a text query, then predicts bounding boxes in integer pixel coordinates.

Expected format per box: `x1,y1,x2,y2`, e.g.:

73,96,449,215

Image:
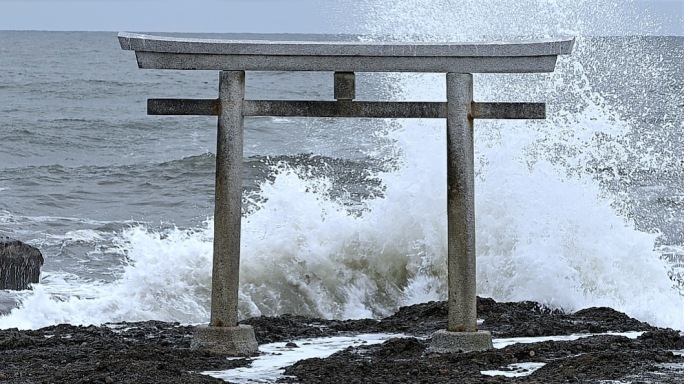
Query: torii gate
119,32,573,356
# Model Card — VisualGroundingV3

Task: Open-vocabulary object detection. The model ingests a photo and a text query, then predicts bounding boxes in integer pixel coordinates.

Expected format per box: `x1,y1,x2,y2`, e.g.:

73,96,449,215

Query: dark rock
0,322,247,383
1,299,683,383
0,238,44,290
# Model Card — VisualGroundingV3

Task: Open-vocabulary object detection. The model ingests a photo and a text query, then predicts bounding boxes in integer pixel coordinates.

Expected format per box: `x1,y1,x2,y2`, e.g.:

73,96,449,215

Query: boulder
0,238,44,290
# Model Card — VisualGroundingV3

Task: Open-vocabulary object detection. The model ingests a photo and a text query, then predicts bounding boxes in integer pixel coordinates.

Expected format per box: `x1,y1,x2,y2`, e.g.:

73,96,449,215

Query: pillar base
191,324,259,356
427,329,493,353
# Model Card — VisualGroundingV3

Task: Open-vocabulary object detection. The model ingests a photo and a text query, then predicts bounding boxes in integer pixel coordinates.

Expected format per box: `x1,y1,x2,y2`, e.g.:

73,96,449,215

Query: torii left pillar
191,71,259,356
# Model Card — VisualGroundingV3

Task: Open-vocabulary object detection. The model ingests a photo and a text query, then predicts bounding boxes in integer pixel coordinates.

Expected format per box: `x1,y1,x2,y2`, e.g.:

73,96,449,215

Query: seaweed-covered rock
1,299,683,383
0,238,44,290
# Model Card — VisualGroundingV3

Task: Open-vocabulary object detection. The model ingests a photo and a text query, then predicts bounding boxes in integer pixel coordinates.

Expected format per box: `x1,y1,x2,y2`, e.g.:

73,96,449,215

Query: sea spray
239,158,447,320
350,0,684,327
0,226,213,329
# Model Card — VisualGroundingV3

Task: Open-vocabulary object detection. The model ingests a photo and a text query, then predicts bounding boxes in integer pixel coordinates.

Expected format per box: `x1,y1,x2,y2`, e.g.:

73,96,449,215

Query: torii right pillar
429,73,493,353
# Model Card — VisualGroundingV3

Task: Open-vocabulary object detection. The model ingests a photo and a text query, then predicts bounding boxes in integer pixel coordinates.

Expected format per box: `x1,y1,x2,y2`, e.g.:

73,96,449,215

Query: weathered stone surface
148,99,546,119
191,325,259,356
118,32,574,73
118,32,574,57
0,238,44,290
427,329,493,353
334,72,355,101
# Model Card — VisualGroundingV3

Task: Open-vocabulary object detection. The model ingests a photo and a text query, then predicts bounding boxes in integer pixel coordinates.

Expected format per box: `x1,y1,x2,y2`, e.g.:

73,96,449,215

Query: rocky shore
1,298,683,383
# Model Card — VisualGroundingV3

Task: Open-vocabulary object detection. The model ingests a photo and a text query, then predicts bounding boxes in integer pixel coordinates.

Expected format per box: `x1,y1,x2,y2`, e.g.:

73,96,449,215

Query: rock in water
0,238,44,290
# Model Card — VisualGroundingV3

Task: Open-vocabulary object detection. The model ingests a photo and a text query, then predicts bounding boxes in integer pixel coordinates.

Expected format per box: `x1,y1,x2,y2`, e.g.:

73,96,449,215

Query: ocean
0,2,683,335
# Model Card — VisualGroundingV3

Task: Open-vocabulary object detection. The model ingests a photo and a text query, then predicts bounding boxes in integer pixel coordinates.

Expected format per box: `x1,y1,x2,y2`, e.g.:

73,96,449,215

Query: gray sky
0,0,342,33
0,0,682,35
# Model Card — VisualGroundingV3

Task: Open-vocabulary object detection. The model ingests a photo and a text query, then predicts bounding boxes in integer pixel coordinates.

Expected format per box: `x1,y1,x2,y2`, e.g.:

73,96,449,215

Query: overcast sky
0,0,682,35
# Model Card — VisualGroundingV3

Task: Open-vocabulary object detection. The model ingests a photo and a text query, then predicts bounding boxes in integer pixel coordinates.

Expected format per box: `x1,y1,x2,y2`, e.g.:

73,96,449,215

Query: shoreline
1,298,683,383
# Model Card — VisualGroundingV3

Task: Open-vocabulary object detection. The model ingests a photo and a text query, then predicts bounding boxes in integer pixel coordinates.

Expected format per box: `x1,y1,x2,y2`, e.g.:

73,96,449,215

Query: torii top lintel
118,32,574,73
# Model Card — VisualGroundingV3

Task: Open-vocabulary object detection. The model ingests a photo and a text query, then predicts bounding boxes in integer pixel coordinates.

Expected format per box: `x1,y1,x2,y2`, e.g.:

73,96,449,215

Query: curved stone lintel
118,32,574,73
118,32,574,58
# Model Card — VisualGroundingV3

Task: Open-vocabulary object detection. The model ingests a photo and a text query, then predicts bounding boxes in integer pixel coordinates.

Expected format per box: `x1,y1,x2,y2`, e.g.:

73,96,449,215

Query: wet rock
638,328,684,349
0,322,247,383
1,298,683,383
243,314,330,343
0,238,44,290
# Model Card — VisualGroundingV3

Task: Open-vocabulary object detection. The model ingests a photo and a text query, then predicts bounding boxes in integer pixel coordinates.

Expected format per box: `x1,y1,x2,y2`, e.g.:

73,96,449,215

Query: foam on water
204,333,402,383
493,331,644,349
1,0,683,330
481,363,546,378
204,331,643,382
0,226,212,328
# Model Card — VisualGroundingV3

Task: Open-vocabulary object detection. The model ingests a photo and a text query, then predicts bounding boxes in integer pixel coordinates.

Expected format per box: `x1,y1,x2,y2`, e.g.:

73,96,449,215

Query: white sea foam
204,333,401,383
0,226,213,329
493,331,643,349
481,362,546,378
58,229,104,243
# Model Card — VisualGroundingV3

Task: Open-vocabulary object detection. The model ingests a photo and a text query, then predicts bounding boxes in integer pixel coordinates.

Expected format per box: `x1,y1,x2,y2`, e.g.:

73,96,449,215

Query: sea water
0,0,683,333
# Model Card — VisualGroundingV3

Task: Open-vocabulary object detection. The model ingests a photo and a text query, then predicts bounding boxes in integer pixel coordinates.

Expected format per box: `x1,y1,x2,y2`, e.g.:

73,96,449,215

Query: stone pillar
191,70,258,356
446,72,477,333
428,73,492,353
212,70,246,329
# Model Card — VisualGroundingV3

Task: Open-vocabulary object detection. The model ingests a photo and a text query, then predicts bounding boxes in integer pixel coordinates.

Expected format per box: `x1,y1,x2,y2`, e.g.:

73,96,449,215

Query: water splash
347,0,684,327
0,226,212,329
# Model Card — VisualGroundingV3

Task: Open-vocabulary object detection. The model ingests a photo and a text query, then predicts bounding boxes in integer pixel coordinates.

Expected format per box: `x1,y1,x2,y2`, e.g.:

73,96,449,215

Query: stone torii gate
119,32,573,356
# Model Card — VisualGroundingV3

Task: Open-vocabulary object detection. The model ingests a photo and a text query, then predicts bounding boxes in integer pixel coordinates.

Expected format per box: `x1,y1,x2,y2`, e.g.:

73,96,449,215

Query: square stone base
427,329,493,353
191,324,259,356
